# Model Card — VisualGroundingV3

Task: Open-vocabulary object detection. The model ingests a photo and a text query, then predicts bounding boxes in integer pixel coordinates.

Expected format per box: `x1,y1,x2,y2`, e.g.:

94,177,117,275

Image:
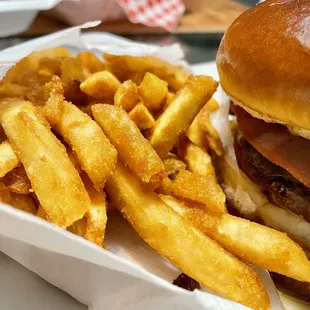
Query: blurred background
0,0,258,64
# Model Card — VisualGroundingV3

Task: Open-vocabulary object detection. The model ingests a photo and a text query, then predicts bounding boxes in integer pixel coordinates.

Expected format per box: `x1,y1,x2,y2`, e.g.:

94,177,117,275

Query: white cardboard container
0,0,62,37
0,23,286,310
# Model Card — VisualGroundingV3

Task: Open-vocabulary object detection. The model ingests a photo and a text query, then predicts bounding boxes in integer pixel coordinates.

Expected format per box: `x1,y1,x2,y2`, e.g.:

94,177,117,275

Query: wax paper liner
0,22,284,310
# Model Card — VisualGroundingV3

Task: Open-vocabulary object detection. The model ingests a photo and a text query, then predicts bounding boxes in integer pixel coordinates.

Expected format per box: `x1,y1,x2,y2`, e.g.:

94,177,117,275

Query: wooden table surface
25,0,248,36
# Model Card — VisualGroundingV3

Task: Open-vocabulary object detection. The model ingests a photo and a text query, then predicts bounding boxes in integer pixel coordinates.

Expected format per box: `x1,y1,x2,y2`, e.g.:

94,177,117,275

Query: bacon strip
235,106,310,188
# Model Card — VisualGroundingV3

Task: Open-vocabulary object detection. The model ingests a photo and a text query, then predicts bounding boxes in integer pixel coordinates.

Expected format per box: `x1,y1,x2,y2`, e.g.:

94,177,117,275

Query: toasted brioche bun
216,0,310,131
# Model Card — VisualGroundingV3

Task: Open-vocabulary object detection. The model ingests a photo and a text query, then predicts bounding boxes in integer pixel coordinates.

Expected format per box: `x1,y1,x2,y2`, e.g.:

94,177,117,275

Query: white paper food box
0,22,285,310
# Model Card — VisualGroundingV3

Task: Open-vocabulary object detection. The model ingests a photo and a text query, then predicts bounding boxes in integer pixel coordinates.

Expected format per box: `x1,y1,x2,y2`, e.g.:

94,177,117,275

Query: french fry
180,141,216,179
0,140,21,178
0,183,36,215
0,98,90,227
187,117,208,149
161,195,310,283
68,218,87,237
36,205,48,220
0,82,27,99
83,177,108,247
60,58,88,103
148,76,218,158
3,166,31,194
9,192,37,215
138,73,168,111
104,54,189,91
197,98,223,156
171,170,226,214
163,154,186,180
105,162,270,310
128,103,155,131
114,80,139,111
80,71,121,100
43,76,117,190
92,104,165,187
68,177,107,247
165,91,176,107
77,51,106,75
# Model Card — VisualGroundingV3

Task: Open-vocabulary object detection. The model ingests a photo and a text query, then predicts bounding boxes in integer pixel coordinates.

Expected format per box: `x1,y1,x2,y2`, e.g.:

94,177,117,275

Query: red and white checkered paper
117,0,185,31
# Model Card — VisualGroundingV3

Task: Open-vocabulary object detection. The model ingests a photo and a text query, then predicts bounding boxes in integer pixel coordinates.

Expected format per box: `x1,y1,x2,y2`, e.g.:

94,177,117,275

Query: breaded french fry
187,117,208,149
43,77,117,190
197,99,223,156
92,104,165,188
161,195,310,283
165,91,176,107
171,170,226,214
9,193,37,215
0,140,20,178
180,141,216,179
128,103,155,131
0,99,90,227
68,218,87,237
80,71,121,100
105,162,269,310
138,73,168,111
77,51,106,75
3,166,31,194
68,177,107,247
114,80,139,112
148,76,218,158
36,205,48,220
60,58,88,103
83,177,108,247
104,54,189,91
163,154,186,180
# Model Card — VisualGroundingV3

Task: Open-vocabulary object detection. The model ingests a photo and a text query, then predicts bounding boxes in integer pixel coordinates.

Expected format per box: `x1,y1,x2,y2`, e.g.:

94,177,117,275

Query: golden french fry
148,76,218,158
0,140,21,178
171,170,226,214
59,57,87,103
68,218,87,237
163,154,186,180
68,177,107,247
128,103,155,131
180,141,216,179
104,54,189,91
114,80,139,111
0,99,90,227
92,104,165,187
197,98,223,156
43,77,117,190
9,193,37,215
165,91,176,107
161,195,310,283
105,162,269,310
77,51,106,75
83,177,108,247
138,72,168,111
3,166,31,194
0,82,27,99
80,71,121,100
36,205,48,220
187,117,208,149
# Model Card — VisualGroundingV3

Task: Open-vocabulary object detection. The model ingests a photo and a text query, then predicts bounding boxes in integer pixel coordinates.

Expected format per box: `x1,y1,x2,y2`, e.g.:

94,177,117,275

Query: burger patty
235,133,310,223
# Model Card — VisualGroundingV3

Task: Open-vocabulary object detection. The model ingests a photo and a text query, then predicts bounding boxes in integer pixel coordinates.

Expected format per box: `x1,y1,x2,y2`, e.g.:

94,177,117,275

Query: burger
216,0,310,302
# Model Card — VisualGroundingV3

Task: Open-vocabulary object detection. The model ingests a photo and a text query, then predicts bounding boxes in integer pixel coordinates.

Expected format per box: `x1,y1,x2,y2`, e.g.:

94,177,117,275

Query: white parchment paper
0,23,284,310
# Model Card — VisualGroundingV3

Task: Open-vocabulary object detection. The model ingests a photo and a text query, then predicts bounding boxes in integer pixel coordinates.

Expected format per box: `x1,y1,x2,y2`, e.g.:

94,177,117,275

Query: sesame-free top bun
216,0,310,131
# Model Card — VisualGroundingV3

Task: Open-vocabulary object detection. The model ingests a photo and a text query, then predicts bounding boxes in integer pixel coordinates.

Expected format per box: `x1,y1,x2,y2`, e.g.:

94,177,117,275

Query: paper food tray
0,0,61,37
0,22,284,310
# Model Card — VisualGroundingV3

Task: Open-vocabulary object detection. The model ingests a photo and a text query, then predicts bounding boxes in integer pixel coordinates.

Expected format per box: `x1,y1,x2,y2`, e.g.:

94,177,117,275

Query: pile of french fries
0,47,310,310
